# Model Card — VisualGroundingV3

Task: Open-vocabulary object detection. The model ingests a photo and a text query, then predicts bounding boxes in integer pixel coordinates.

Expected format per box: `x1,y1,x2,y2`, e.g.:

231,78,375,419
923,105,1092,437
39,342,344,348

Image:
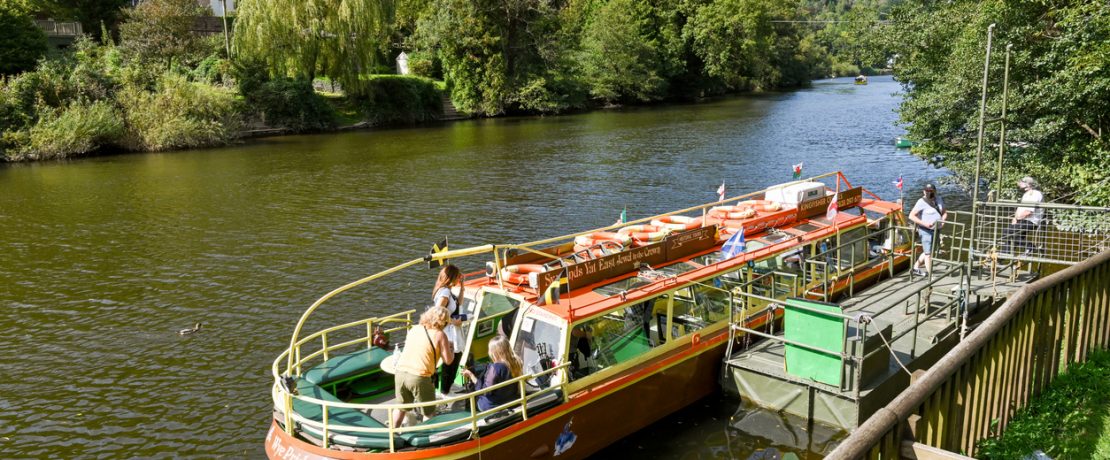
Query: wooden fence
829,248,1110,459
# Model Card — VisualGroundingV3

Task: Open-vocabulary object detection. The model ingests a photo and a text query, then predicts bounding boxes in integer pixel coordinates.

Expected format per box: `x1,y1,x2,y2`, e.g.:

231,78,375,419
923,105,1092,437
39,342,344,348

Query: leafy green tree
0,4,50,76
578,0,680,103
234,0,395,88
119,0,210,69
683,0,801,90
889,0,1110,204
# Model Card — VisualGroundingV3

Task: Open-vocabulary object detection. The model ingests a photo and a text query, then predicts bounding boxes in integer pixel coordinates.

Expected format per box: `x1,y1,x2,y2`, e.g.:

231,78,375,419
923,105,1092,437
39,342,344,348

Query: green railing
827,248,1110,459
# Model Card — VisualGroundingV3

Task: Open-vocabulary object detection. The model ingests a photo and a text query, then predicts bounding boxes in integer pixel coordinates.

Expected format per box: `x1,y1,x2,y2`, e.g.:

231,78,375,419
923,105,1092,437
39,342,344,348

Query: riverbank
976,349,1110,459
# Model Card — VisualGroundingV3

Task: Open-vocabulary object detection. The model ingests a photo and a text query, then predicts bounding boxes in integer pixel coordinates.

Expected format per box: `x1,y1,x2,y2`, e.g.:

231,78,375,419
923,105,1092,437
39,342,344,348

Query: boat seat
398,411,473,447
292,379,405,450
303,347,390,387
476,390,563,435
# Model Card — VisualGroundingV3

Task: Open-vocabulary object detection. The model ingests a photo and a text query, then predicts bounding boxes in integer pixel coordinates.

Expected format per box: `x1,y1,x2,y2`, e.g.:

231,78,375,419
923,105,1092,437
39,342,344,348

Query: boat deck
723,261,1036,429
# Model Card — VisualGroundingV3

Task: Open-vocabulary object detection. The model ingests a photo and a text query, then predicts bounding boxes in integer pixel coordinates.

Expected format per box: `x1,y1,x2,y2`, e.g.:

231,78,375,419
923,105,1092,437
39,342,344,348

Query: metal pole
995,44,1013,194
221,0,231,59
968,24,996,277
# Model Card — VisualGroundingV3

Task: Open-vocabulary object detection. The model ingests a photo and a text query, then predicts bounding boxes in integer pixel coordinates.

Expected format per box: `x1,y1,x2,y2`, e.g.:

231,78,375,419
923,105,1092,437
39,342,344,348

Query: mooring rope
858,314,913,377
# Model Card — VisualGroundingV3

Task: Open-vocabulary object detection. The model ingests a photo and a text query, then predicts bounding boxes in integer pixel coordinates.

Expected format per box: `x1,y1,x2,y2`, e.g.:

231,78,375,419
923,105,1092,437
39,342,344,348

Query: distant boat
854,75,868,85
895,137,917,148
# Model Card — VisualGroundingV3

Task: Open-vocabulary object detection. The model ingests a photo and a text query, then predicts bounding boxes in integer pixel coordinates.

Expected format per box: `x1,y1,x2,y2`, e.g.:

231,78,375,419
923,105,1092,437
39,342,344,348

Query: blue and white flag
721,227,746,259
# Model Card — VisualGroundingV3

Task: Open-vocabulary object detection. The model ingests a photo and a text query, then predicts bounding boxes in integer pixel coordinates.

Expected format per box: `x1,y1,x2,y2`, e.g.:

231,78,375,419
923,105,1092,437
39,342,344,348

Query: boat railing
270,358,569,452
802,222,917,300
277,310,416,376
729,261,967,396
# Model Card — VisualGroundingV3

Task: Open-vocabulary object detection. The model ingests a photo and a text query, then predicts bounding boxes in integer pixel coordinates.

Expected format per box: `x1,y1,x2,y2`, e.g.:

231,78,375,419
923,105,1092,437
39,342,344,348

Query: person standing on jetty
1002,176,1044,256
908,183,947,276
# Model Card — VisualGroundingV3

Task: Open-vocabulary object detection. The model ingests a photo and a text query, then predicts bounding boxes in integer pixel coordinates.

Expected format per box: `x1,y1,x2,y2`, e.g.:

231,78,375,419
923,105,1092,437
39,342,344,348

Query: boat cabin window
568,297,665,381
466,292,522,363
670,284,729,339
512,313,564,388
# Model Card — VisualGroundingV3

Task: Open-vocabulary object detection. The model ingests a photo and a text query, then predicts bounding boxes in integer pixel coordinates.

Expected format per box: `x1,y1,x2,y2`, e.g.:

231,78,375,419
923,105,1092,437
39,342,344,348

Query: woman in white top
432,264,466,394
908,184,947,276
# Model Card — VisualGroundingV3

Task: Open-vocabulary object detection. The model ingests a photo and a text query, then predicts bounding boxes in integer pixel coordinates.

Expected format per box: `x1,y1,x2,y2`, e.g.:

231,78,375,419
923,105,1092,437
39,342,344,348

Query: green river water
0,76,957,458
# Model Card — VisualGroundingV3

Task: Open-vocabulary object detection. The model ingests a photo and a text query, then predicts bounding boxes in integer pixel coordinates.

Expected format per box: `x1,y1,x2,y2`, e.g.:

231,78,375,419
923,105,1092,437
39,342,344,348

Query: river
0,76,954,458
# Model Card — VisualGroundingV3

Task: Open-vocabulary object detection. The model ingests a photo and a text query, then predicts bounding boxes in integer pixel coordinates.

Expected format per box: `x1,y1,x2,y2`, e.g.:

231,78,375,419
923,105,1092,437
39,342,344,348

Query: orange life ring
500,264,546,285
691,333,702,346
617,224,670,242
739,200,783,212
651,215,703,231
710,206,756,220
574,231,632,248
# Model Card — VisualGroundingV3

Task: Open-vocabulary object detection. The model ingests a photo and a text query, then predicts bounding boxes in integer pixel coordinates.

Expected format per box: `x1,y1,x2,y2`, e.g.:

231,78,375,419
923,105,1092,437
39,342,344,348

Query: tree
577,0,682,104
0,4,49,76
234,0,395,88
683,0,802,90
888,0,1110,205
119,0,209,69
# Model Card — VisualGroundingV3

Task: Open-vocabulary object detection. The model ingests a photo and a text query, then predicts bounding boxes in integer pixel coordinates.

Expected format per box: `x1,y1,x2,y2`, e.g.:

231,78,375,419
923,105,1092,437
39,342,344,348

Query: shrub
348,75,442,124
18,100,125,160
118,73,240,151
241,77,336,131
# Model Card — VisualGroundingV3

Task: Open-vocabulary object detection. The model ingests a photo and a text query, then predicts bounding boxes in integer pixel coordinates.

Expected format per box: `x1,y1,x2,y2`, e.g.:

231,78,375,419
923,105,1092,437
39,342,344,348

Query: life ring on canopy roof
740,200,783,212
574,231,632,249
500,264,546,285
710,206,757,220
651,216,703,232
617,225,670,243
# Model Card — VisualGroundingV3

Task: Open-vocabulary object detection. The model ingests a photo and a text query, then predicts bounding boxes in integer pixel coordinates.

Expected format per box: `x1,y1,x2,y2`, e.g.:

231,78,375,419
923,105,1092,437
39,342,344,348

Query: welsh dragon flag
792,162,804,179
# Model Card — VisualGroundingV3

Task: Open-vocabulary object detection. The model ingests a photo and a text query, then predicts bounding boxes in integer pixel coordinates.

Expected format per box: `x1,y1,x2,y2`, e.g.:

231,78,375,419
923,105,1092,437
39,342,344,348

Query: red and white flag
826,193,839,221
716,182,726,202
893,176,903,190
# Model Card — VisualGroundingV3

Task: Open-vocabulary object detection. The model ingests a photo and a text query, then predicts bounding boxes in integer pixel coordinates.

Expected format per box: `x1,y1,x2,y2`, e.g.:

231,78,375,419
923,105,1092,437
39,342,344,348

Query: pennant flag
826,193,839,221
615,208,627,226
893,176,903,190
720,227,746,260
716,182,726,202
792,162,804,179
538,269,568,306
427,237,448,269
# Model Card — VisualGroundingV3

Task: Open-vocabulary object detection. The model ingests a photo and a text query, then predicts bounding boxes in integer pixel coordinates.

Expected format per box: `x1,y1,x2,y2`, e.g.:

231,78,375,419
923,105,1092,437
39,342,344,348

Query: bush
18,100,125,160
348,75,442,124
118,73,240,151
241,77,336,131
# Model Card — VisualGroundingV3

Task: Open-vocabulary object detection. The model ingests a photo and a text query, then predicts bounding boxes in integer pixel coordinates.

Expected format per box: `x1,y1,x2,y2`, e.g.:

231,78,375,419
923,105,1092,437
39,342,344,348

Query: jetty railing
964,201,1110,266
827,248,1110,459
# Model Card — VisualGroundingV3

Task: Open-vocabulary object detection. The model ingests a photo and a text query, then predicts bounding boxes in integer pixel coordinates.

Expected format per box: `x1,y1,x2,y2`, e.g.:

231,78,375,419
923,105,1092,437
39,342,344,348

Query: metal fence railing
34,20,83,37
826,248,1110,459
965,201,1110,266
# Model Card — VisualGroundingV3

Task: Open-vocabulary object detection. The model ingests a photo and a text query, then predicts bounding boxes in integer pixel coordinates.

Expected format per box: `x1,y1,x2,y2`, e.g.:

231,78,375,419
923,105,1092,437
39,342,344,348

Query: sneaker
912,268,927,277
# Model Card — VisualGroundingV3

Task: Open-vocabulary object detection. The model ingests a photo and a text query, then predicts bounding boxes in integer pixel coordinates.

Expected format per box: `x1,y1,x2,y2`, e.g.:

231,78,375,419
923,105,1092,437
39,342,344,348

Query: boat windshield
512,312,565,388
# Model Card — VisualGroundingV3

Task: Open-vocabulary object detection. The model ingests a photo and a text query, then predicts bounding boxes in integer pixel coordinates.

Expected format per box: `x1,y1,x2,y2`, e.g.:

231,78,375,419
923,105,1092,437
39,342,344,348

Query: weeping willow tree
234,0,395,88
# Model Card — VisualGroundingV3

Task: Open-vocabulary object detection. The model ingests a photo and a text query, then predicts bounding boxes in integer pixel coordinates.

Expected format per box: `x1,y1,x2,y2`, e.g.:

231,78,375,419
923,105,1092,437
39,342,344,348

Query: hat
923,183,936,191
1018,176,1037,188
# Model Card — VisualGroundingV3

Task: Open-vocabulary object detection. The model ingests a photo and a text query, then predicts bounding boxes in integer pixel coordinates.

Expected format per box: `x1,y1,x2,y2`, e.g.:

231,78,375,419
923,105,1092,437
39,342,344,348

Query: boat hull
266,329,730,460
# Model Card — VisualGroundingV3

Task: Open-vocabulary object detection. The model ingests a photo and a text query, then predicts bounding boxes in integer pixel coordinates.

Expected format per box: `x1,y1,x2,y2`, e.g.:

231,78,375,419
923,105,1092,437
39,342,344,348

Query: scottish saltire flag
717,182,726,201
721,227,746,259
826,193,839,221
792,162,804,179
615,208,627,226
893,176,903,190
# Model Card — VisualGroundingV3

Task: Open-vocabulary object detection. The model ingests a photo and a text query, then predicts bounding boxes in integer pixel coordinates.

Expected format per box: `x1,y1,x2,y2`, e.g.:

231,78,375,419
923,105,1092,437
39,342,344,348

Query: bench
292,379,405,450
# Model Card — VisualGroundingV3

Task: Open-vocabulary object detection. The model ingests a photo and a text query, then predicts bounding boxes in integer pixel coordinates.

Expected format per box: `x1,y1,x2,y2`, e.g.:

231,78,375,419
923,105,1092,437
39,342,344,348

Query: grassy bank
976,349,1110,459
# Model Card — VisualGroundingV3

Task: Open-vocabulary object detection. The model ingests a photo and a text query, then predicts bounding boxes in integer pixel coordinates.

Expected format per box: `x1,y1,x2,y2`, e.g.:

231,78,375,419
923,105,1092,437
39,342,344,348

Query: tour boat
265,172,914,460
854,75,868,85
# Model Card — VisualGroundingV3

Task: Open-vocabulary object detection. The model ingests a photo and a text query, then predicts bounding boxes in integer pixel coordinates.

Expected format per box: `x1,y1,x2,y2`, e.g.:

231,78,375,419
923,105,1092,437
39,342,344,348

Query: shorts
395,370,437,417
917,227,936,253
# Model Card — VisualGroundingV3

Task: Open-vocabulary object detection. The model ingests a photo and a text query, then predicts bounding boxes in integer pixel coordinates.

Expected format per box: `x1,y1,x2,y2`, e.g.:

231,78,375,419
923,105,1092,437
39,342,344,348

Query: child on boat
461,335,524,411
392,306,455,427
